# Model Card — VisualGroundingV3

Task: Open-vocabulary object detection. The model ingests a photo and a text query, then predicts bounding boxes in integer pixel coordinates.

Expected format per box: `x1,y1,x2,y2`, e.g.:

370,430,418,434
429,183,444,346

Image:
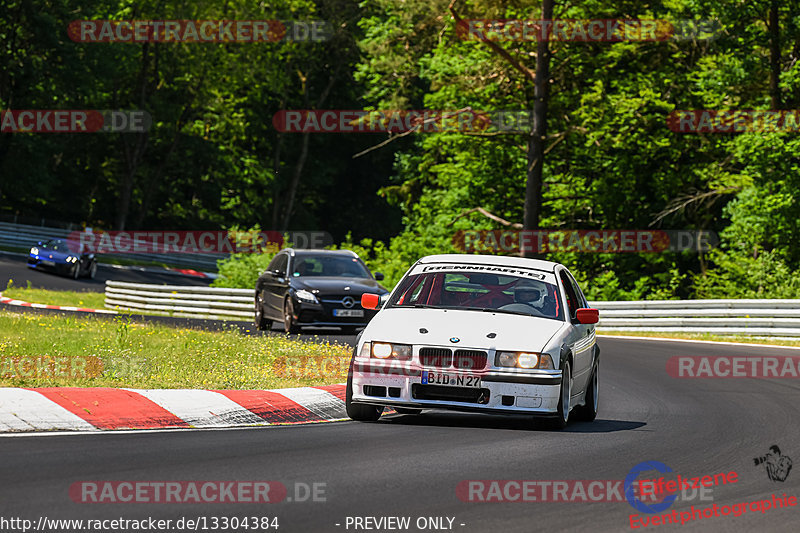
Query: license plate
41,260,55,267
422,371,481,388
333,309,364,317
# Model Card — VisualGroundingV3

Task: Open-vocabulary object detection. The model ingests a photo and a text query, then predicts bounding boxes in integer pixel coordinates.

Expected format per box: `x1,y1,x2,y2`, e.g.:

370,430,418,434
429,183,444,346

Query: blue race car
28,239,98,279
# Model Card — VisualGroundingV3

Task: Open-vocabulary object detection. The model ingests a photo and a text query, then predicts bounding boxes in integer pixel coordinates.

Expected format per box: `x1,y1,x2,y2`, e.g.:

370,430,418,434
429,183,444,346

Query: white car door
558,269,593,396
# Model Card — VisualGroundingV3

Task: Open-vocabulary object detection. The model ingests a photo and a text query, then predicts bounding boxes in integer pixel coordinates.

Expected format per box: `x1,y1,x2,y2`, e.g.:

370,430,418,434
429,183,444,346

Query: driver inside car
513,284,546,309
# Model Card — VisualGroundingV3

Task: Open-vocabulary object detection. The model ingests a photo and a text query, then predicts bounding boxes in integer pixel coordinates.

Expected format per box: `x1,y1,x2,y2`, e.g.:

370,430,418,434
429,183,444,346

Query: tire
549,360,572,429
283,298,301,334
254,294,269,331
87,261,97,279
393,407,422,415
575,362,598,422
346,373,383,421
71,263,80,280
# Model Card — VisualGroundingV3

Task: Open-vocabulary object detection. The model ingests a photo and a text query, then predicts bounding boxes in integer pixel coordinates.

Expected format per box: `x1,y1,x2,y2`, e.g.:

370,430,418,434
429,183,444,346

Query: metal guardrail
103,283,800,336
105,281,253,319
591,299,800,337
0,221,222,270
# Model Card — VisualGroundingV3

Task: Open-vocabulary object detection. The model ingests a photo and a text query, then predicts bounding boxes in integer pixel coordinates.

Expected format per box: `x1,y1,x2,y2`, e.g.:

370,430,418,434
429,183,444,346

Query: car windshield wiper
481,308,536,317
443,306,539,317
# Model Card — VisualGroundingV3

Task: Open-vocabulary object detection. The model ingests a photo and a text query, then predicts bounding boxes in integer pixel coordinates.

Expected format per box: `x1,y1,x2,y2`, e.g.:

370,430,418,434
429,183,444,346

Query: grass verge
2,286,106,309
2,286,201,317
0,310,351,389
598,330,800,348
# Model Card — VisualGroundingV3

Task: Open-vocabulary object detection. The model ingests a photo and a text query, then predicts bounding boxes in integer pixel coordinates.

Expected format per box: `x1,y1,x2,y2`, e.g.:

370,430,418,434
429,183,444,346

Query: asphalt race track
1,337,798,532
0,255,212,292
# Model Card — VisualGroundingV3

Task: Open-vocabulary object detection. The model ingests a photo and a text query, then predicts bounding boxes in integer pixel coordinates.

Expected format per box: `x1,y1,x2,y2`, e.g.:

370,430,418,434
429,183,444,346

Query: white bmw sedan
346,254,599,429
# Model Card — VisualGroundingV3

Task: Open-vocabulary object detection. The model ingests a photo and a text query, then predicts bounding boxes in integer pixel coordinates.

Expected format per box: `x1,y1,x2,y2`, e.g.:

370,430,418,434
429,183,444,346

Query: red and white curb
0,293,117,314
0,385,347,432
164,267,219,279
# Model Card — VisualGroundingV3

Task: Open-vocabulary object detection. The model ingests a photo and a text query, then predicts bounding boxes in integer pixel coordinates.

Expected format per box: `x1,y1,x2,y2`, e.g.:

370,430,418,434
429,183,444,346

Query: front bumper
27,257,70,274
292,298,379,327
351,361,563,415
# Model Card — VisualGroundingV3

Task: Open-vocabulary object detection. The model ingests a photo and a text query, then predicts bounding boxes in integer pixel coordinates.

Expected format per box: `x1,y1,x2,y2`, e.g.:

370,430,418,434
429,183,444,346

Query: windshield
41,239,68,251
292,255,371,278
387,270,563,321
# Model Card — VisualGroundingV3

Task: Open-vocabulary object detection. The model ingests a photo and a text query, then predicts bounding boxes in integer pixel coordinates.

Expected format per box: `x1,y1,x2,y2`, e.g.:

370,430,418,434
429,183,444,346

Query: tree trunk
769,1,781,109
114,41,153,230
522,0,554,258
280,131,310,231
276,68,339,230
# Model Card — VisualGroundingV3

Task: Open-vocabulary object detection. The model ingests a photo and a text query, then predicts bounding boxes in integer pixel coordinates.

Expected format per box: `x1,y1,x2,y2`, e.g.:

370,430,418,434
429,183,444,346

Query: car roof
283,248,359,258
416,254,559,273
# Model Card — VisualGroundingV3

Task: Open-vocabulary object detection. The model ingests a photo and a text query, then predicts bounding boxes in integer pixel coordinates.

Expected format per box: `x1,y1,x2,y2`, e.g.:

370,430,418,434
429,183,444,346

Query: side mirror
374,272,385,281
361,293,381,310
576,308,599,325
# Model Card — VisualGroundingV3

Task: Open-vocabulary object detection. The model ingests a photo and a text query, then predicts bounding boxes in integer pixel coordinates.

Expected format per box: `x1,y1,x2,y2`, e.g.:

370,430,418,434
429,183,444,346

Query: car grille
419,347,452,367
419,347,487,370
412,384,490,404
319,295,354,304
453,349,488,371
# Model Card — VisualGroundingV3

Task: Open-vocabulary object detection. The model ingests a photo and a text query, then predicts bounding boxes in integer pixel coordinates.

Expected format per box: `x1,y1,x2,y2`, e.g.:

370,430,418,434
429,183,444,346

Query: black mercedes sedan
254,248,388,334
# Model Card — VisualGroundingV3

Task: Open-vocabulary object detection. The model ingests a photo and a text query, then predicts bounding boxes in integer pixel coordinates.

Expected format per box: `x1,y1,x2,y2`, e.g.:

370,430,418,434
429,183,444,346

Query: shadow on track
380,411,645,433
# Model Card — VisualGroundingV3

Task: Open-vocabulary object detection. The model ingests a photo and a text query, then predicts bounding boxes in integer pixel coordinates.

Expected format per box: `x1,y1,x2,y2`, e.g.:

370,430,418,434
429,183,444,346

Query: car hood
36,248,72,261
363,308,566,353
293,277,387,294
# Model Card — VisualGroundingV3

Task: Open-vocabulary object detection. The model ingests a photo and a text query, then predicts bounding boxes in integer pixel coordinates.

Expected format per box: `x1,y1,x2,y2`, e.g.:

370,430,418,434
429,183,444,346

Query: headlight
295,289,318,303
371,342,412,360
30,247,38,255
497,352,517,367
359,342,371,358
67,256,77,263
517,353,539,369
496,351,554,369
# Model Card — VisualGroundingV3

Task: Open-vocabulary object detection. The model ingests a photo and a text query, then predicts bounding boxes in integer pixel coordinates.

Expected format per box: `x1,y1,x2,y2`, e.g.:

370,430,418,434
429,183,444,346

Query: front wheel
283,298,301,334
71,263,80,280
548,360,572,430
575,362,598,422
254,294,269,331
87,261,97,279
346,374,383,421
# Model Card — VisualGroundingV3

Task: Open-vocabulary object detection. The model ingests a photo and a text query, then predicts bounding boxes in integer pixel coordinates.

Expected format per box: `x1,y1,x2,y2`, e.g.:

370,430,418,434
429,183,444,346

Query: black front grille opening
412,384,490,404
453,350,488,371
388,387,401,398
364,385,386,397
501,395,514,406
419,347,453,367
